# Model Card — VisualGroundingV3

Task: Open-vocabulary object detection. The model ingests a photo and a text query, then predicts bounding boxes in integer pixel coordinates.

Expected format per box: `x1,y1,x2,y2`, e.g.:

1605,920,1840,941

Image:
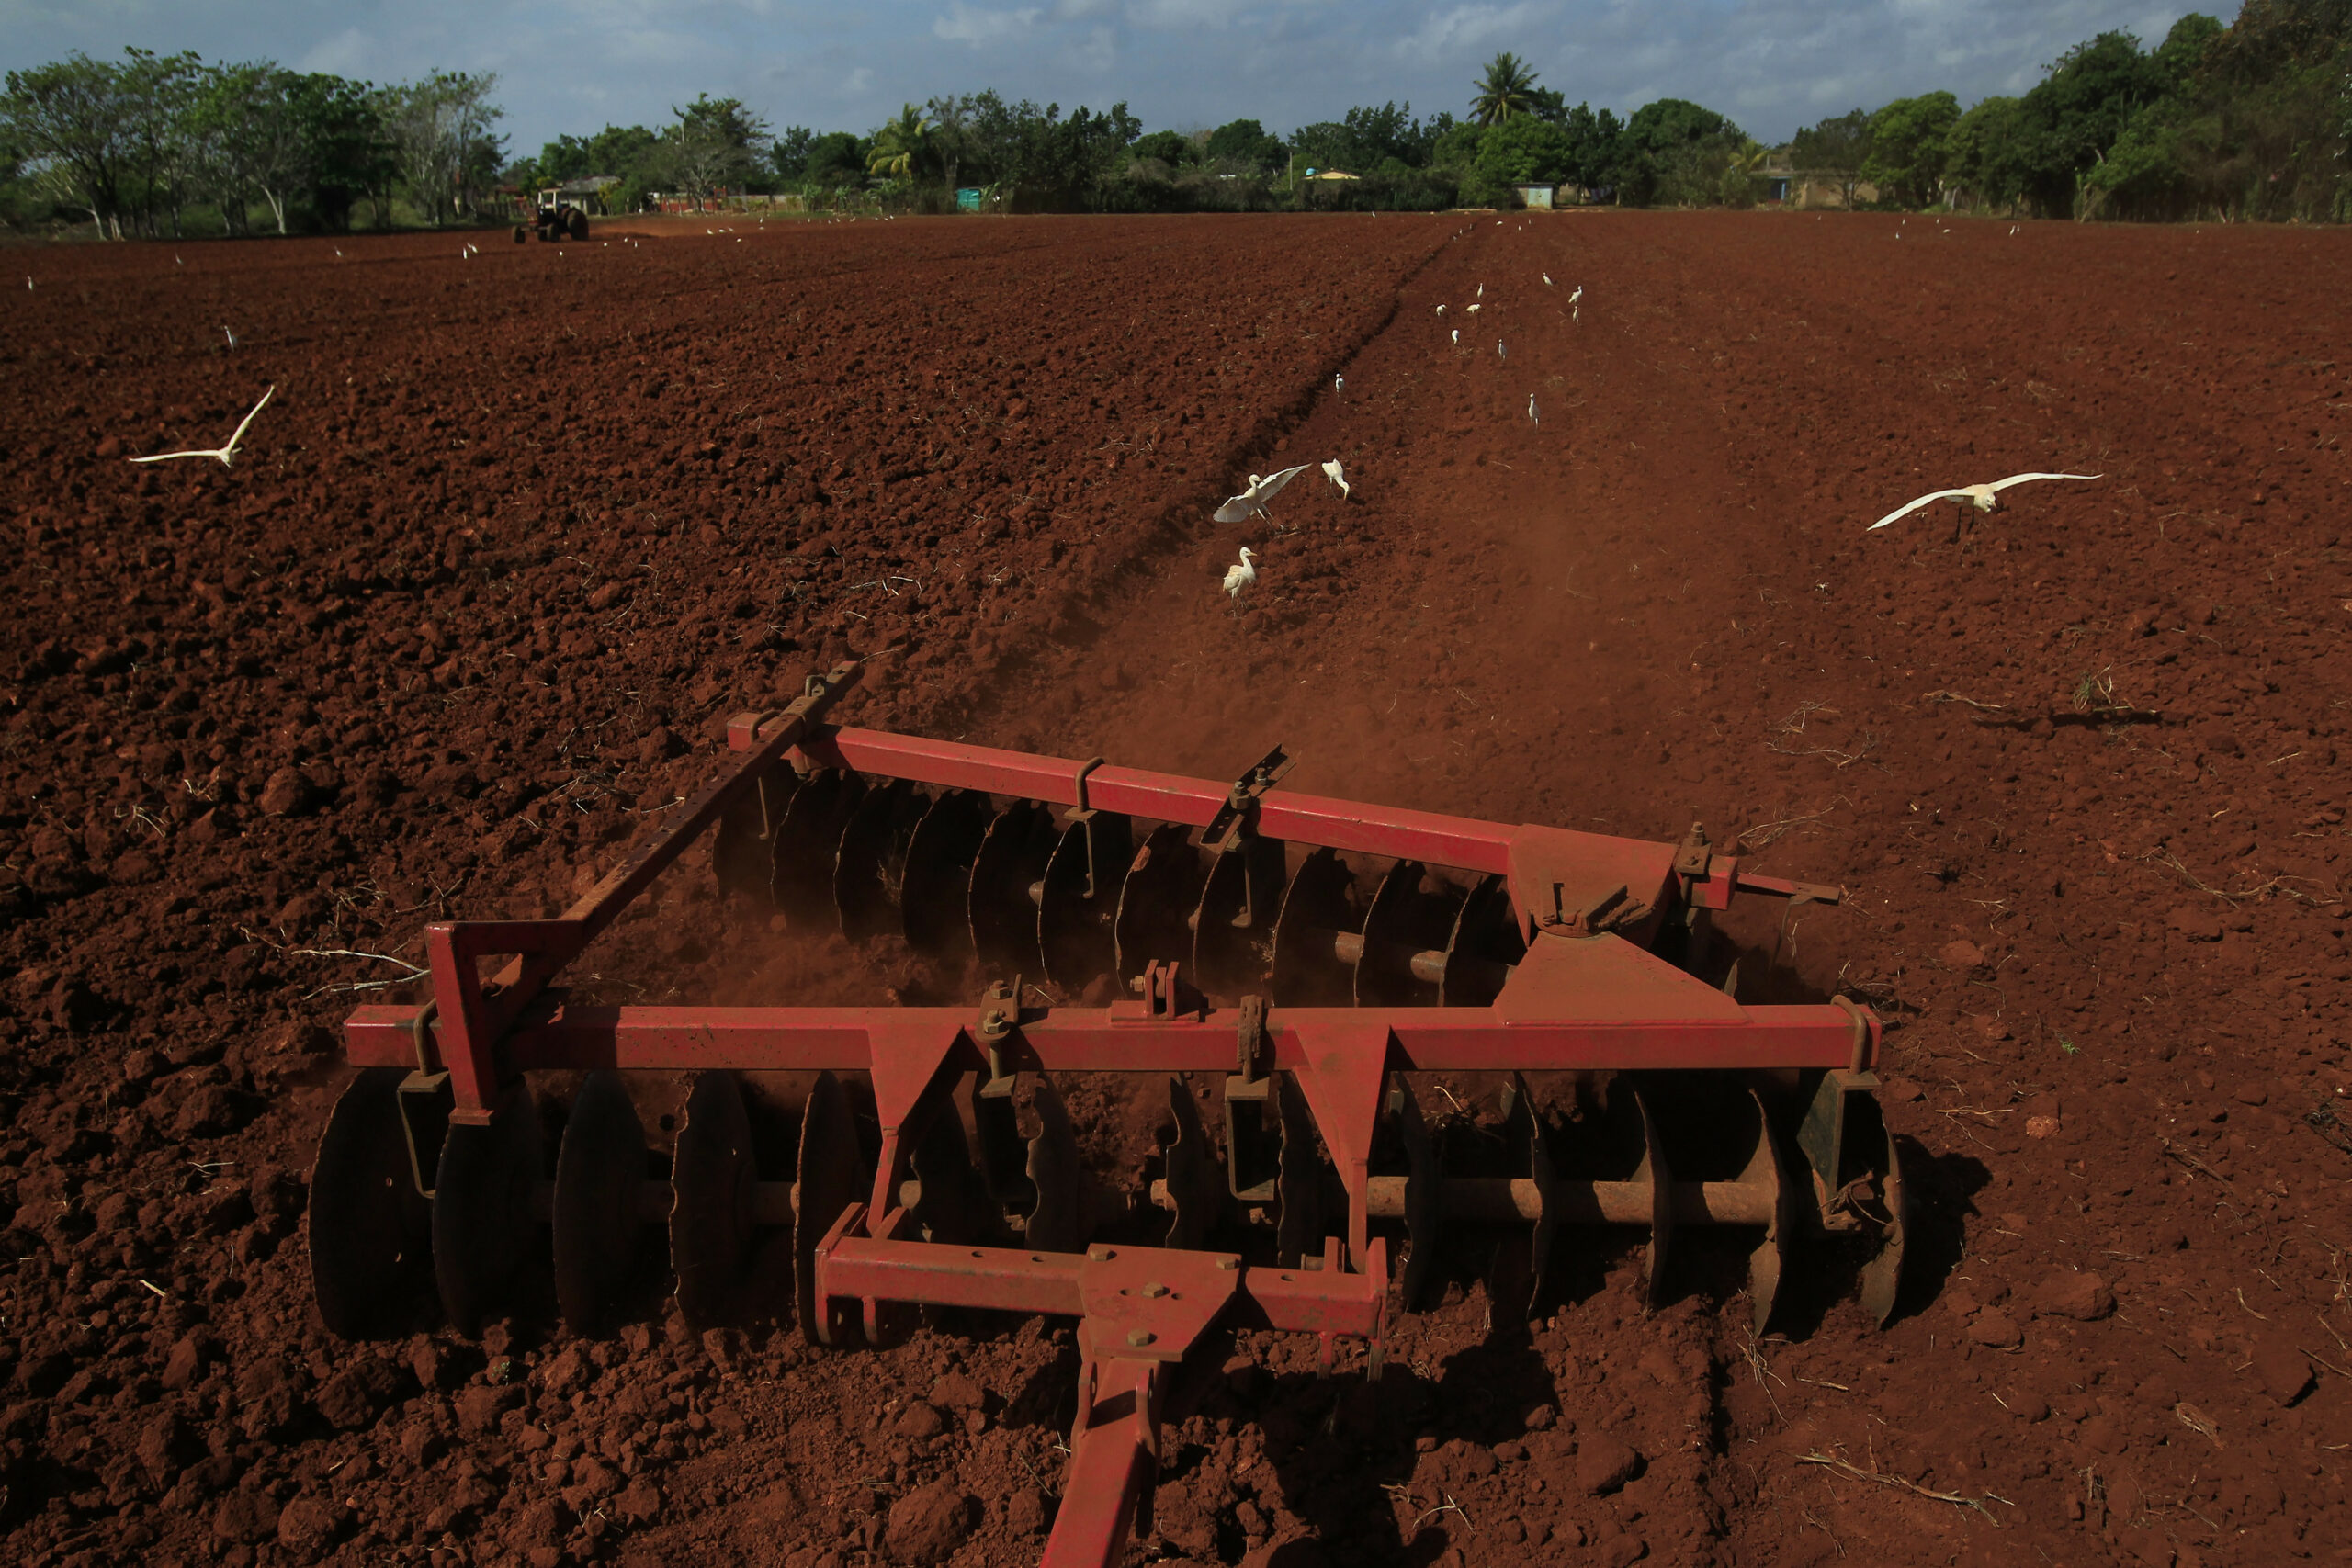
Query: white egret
128,385,276,468
1566,286,1582,306
1465,302,1482,314
1543,274,1553,286
1223,547,1258,607
1214,463,1314,525
1321,460,1349,500
1868,472,2104,532
1527,394,1538,423
1451,329,1459,344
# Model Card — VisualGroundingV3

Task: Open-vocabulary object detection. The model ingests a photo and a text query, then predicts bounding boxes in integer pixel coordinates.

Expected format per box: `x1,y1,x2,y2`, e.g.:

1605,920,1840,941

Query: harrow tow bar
814,1203,1388,1568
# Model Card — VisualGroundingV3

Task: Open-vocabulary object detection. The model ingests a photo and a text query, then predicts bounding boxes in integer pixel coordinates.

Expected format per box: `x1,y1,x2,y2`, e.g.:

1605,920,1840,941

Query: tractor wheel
536,222,552,243
512,224,527,244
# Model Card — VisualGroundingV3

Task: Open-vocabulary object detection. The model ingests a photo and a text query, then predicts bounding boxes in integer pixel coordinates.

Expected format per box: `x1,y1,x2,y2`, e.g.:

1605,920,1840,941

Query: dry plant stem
1795,1452,1997,1520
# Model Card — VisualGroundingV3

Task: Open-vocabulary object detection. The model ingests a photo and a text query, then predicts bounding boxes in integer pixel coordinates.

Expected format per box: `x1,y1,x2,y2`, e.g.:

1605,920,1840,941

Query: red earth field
1,208,2348,1568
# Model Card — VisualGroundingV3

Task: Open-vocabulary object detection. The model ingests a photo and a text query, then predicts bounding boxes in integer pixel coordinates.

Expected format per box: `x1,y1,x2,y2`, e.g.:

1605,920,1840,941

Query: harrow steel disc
834,778,926,943
432,1080,545,1336
793,1070,866,1345
1038,810,1132,993
1356,861,1459,1007
1193,834,1284,997
900,788,989,962
774,769,865,928
552,1070,648,1332
1159,1077,1227,1251
308,1066,432,1339
714,763,797,903
671,1071,756,1329
1270,846,1360,1007
1442,874,1524,1006
1114,824,1207,984
969,799,1057,978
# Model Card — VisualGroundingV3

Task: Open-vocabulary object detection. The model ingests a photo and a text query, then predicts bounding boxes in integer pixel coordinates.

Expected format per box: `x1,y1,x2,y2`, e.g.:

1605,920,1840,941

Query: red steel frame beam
810,1206,1388,1568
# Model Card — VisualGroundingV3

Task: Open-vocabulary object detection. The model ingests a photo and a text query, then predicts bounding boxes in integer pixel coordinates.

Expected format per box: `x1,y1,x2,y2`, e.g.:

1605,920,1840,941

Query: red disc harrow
308,661,1907,1567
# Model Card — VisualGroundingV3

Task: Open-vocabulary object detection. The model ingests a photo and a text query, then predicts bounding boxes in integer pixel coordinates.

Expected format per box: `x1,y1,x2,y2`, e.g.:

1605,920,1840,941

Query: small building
1515,184,1556,210
555,175,621,215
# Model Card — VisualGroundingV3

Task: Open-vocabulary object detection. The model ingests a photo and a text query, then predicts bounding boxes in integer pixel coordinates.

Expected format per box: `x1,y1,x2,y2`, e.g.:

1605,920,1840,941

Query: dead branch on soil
1740,801,1844,851
1794,1451,1997,1521
2174,1402,2222,1447
1921,690,2009,712
1407,1493,1474,1533
290,946,430,996
2159,1137,2237,1189
2143,847,2280,906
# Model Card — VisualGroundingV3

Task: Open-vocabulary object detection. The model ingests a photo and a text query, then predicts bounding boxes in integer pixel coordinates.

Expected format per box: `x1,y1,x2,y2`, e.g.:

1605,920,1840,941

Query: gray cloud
0,0,2205,151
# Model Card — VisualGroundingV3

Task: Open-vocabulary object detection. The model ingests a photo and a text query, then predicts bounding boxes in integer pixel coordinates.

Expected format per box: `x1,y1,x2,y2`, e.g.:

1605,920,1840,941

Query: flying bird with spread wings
1214,463,1315,524
128,386,277,468
1867,472,2104,532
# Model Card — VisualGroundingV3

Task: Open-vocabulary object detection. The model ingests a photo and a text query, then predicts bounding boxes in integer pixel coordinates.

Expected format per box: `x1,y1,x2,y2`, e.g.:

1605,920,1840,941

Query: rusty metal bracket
1236,994,1268,1084
978,976,1023,1097
1202,743,1295,855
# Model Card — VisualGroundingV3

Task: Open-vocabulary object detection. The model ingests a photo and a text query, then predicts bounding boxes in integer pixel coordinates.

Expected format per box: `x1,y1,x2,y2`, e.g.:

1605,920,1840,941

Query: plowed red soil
3,209,2349,1568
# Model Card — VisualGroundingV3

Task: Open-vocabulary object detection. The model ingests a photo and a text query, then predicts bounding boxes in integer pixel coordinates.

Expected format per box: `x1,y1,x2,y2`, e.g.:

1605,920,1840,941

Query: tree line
0,51,503,235
1794,4,2350,221
3,0,2343,234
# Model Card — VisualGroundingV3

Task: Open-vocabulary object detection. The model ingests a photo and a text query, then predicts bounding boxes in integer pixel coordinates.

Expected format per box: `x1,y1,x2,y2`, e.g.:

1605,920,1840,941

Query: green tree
926,96,973,193
1619,98,1742,204
2020,31,2170,214
382,70,503,225
803,131,865,188
2,51,134,235
668,94,768,200
1475,115,1575,186
867,103,934,179
1471,51,1539,126
1791,107,1871,205
771,126,818,181
1205,118,1285,169
1128,130,1197,169
1943,95,2037,210
1860,90,1962,207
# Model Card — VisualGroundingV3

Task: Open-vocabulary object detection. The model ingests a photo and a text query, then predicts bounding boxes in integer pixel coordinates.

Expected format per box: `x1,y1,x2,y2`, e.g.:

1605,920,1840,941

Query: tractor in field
514,187,590,243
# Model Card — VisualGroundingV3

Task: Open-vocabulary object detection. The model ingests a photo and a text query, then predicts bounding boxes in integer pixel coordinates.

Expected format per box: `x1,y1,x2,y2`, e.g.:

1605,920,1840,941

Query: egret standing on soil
1223,547,1258,611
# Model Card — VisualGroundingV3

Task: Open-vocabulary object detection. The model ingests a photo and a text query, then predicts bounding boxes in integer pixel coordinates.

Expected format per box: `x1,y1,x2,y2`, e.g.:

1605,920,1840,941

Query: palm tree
867,104,934,179
1472,52,1539,127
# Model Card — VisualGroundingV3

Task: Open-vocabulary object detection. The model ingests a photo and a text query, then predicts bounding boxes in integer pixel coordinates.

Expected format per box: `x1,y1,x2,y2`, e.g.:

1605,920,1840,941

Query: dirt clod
882,1483,978,1563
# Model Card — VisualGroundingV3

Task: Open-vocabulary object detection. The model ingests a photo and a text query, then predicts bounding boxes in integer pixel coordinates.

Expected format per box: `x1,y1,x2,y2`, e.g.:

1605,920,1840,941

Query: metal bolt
1215,1258,1238,1270
1126,1329,1154,1347
1088,1245,1114,1261
1142,1281,1168,1298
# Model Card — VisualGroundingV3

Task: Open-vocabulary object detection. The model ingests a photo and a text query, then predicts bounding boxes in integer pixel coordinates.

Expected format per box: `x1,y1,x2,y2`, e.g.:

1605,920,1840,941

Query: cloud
933,2,1043,46
1391,3,1541,59
296,27,374,77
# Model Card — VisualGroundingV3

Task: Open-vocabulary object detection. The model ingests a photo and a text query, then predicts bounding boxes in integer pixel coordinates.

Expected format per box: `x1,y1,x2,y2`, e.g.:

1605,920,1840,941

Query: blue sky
3,0,2208,153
